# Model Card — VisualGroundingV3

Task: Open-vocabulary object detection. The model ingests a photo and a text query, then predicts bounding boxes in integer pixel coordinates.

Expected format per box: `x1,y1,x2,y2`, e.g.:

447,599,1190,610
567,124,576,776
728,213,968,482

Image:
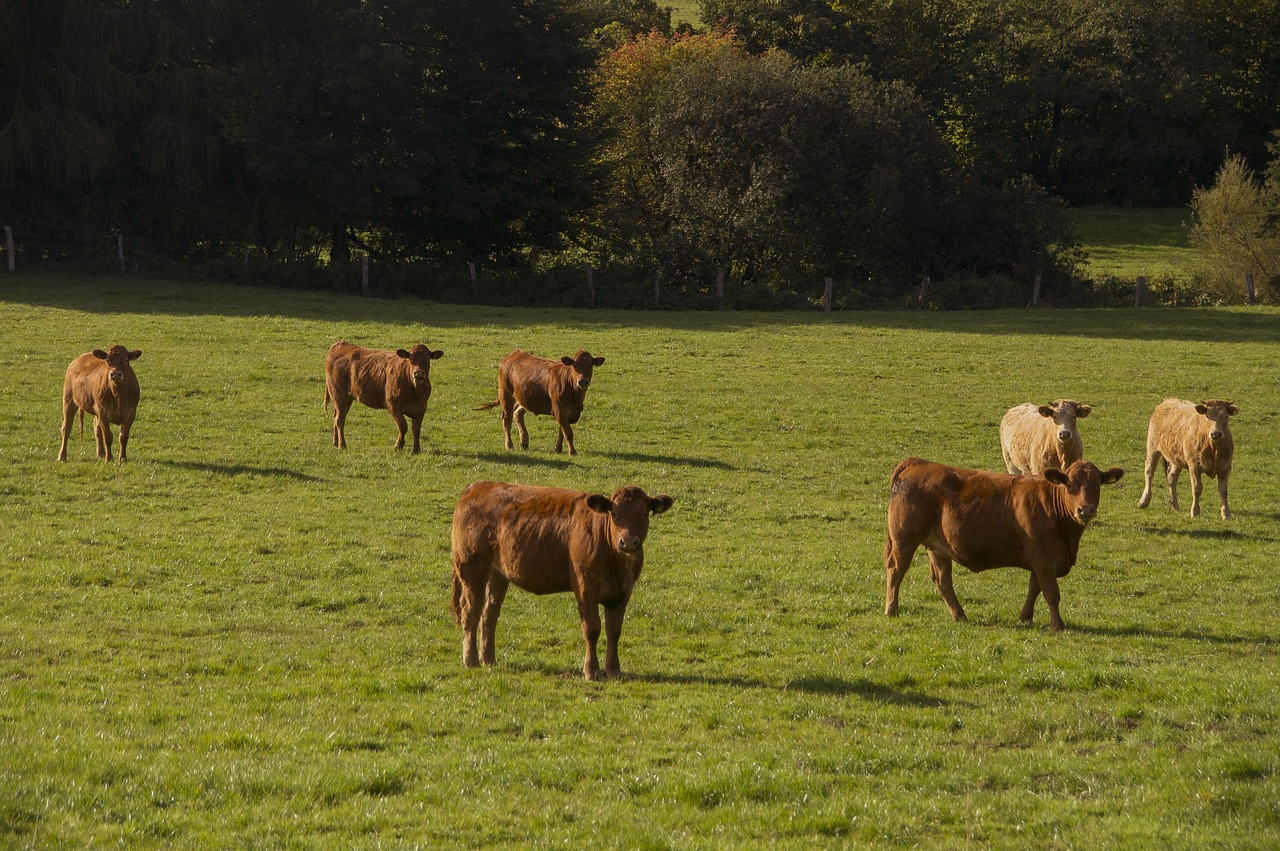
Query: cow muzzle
413,371,428,385
1057,430,1073,444
109,370,125,382
617,536,642,554
1075,505,1097,524
1210,430,1224,441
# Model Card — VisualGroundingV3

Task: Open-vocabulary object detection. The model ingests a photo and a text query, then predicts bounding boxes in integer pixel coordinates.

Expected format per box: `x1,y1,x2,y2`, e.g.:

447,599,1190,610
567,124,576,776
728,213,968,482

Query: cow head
93,345,142,383
561,350,605,390
1043,461,1124,526
397,344,444,386
586,486,674,556
1195,400,1237,442
1037,399,1090,446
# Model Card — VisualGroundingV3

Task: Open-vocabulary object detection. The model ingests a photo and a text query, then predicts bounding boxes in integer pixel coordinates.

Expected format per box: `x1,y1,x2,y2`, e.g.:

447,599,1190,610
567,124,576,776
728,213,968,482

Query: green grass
1072,206,1199,280
2,274,1278,847
669,0,702,27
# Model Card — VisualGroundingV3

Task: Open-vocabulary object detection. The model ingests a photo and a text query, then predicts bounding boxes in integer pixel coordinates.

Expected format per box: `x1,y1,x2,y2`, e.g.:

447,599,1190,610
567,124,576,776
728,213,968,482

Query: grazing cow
323,340,443,453
884,457,1123,631
1000,399,1092,475
58,345,142,463
1138,398,1237,519
476,349,604,455
450,481,674,680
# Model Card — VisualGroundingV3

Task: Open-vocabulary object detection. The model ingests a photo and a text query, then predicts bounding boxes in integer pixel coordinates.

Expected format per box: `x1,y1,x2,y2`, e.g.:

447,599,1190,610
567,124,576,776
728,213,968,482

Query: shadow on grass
154,460,323,482
594,450,735,470
1072,622,1277,647
457,451,575,470
1137,524,1279,544
785,675,953,707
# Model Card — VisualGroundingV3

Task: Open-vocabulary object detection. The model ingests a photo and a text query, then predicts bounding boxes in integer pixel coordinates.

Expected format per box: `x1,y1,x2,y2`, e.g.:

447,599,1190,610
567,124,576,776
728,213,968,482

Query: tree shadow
153,460,323,482
593,450,735,470
785,674,955,707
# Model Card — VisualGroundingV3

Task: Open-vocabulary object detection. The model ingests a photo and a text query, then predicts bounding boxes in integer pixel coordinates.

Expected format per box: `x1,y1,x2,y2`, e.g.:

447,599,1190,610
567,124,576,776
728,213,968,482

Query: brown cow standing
323,340,443,453
58,345,142,463
999,399,1091,475
1138,398,1237,519
450,481,674,680
476,349,604,455
884,458,1123,630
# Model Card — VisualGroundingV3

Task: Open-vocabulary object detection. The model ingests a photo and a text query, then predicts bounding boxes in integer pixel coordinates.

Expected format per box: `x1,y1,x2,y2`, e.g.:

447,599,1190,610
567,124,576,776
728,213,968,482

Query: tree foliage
1189,146,1280,303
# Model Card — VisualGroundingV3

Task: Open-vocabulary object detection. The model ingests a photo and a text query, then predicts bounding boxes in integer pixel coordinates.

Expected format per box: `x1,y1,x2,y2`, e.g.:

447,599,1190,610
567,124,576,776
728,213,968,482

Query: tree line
2,0,1277,306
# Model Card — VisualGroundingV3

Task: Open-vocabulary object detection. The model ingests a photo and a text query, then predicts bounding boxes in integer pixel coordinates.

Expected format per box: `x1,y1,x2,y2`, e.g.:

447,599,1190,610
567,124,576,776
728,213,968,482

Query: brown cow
450,481,674,680
323,340,443,453
58,345,142,463
999,399,1091,475
884,457,1123,631
476,349,604,455
1138,398,1237,519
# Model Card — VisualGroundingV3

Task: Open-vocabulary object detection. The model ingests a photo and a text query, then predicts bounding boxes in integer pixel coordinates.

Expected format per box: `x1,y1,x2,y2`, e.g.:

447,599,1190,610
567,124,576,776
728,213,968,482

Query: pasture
1,274,1278,847
1071,207,1198,281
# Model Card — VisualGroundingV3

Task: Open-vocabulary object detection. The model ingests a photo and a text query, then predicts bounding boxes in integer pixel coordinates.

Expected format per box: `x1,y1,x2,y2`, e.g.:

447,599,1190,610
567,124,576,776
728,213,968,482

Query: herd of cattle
57,341,1238,679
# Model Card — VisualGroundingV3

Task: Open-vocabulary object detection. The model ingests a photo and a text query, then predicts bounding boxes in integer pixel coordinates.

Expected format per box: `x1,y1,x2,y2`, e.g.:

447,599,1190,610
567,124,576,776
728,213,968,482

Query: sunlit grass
0,273,1277,846
1072,206,1199,280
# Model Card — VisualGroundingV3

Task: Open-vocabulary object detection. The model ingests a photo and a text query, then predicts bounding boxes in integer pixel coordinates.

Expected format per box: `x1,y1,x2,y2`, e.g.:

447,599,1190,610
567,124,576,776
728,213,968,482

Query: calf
323,340,443,453
477,349,604,455
884,457,1123,631
58,345,142,462
450,481,674,680
1000,399,1091,475
1138,398,1237,519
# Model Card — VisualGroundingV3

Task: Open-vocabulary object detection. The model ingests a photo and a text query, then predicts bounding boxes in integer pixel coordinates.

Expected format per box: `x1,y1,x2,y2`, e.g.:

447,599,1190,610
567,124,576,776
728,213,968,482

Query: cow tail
449,571,463,626
322,383,330,413
474,399,500,412
78,409,85,437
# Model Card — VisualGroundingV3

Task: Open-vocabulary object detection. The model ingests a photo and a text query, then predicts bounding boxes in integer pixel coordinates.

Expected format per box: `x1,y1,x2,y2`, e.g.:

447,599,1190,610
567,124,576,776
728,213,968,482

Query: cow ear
1195,404,1208,415
92,349,108,360
561,356,575,367
1076,404,1091,418
1042,468,1068,485
586,494,613,514
430,349,444,360
396,349,411,359
1228,404,1239,416
593,356,605,366
1100,467,1125,485
649,494,674,515
1037,405,1055,418
128,349,142,361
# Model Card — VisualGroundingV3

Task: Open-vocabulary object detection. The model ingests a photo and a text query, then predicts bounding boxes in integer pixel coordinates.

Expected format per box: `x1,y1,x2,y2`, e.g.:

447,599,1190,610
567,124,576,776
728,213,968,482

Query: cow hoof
1222,508,1232,520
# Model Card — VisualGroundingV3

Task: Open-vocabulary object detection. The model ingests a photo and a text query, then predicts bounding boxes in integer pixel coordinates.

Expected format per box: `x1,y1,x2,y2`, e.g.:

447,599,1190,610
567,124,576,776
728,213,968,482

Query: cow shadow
1137,524,1280,544
153,460,323,482
1071,622,1276,648
459,451,575,470
594,450,735,470
785,674,956,708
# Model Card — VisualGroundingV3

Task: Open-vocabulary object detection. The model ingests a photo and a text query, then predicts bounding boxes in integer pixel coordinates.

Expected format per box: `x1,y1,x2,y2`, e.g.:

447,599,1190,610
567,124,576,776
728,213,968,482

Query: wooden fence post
823,277,833,312
468,262,478,298
1135,275,1146,307
361,254,370,294
4,225,13,272
117,233,125,274
587,265,595,306
1245,273,1257,305
1032,272,1041,307
716,268,725,309
653,274,660,307
917,275,930,308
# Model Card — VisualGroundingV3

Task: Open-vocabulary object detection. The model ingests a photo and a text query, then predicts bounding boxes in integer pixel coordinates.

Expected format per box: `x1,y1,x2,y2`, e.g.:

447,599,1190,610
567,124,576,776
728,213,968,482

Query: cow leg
58,401,77,461
514,407,530,450
499,399,515,450
1218,471,1231,520
1034,568,1065,631
927,551,966,622
118,419,132,463
883,533,916,617
575,594,603,681
603,601,627,679
1165,462,1181,510
98,419,113,461
409,415,423,455
1188,465,1203,517
557,420,577,456
332,395,351,449
389,406,408,450
1137,450,1161,508
479,574,508,667
455,568,487,669
1019,572,1041,623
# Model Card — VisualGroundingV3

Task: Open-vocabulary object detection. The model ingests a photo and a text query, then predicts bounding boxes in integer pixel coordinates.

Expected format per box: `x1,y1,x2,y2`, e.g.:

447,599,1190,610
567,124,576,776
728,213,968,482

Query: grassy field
669,0,702,27
1071,207,1198,281
2,274,1278,847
